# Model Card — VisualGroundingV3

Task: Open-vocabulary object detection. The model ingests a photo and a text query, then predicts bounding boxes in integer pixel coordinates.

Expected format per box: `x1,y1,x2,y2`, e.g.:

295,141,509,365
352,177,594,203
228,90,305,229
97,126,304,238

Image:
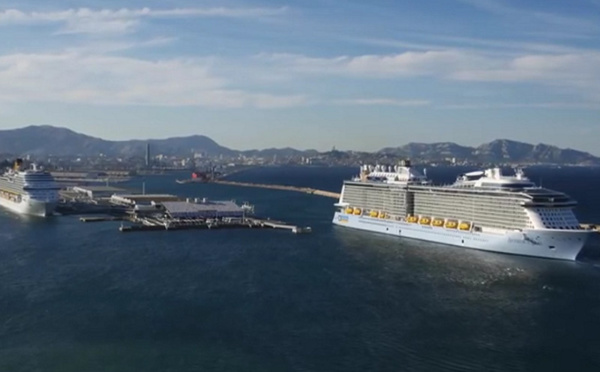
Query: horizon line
0,124,596,156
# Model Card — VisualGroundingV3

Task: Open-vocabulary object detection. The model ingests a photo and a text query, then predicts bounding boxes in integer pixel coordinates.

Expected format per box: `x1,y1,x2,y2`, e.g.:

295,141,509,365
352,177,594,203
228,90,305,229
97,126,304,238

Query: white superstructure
0,161,60,217
333,161,594,260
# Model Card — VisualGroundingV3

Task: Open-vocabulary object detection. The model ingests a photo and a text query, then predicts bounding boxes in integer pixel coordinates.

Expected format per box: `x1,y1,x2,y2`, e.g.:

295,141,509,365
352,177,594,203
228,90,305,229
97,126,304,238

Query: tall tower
145,143,150,167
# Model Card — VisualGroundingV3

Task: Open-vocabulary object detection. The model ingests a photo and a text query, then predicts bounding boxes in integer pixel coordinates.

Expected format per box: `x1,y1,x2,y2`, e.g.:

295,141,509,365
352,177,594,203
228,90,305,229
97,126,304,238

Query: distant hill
0,125,234,157
380,142,473,159
0,125,598,165
241,147,320,158
379,139,600,165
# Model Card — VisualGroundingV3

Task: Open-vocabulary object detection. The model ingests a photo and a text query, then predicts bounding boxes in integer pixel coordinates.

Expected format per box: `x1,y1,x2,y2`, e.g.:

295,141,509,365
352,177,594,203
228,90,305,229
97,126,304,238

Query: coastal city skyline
0,0,599,154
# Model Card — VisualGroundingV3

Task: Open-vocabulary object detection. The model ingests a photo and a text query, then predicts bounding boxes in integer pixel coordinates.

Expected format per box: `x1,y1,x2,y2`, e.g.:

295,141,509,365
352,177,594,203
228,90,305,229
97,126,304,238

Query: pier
75,197,311,235
118,217,311,234
80,216,127,223
581,224,600,233
211,180,341,199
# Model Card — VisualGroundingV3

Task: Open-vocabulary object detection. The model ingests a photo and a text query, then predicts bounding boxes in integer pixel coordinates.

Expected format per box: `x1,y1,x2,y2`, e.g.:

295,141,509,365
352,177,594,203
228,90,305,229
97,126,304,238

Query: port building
72,186,126,199
110,194,180,207
162,199,245,219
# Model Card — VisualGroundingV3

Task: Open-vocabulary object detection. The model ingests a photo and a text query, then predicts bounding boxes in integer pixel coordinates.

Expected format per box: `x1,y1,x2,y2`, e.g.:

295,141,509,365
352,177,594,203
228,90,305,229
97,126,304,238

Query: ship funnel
13,158,23,171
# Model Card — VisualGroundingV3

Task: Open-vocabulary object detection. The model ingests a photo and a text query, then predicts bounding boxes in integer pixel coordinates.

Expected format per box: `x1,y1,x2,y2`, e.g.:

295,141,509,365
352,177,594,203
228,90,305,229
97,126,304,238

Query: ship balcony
521,201,577,207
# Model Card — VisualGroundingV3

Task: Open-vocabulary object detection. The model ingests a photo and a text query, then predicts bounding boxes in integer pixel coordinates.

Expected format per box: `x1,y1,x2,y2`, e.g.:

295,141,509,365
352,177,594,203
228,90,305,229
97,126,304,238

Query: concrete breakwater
212,180,341,199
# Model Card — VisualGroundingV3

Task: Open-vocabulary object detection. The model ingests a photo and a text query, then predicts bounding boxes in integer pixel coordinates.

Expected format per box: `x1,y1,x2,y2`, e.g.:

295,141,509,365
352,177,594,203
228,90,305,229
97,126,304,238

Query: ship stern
27,200,57,217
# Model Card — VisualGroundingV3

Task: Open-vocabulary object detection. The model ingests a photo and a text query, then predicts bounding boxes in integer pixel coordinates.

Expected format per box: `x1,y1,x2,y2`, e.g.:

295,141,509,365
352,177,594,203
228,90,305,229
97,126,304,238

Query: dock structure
211,180,341,199
76,197,312,234
581,224,600,233
118,216,311,234
162,199,249,219
110,193,180,207
257,219,313,234
80,216,127,223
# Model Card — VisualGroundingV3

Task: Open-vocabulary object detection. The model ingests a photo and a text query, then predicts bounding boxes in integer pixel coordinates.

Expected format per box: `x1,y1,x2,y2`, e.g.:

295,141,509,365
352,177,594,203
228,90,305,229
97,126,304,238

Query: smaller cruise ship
0,159,60,217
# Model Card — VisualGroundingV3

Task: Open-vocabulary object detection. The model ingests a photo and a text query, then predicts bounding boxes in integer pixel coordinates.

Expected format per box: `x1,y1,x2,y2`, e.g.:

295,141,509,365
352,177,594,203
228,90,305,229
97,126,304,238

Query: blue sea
1,166,600,372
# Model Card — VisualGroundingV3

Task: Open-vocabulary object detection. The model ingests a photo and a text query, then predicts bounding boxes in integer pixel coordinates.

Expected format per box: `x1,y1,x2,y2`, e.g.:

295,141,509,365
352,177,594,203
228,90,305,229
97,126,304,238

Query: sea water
0,166,599,371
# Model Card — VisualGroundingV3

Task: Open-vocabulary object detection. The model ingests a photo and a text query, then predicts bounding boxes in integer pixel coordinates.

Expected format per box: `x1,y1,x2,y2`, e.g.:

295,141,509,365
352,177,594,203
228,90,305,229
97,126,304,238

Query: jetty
118,216,311,234
76,197,312,235
211,180,341,199
80,216,127,223
581,224,600,233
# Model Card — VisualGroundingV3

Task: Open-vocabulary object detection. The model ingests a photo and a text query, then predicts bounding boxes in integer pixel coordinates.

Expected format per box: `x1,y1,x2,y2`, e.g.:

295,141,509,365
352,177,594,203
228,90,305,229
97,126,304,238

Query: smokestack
145,143,150,167
14,158,23,171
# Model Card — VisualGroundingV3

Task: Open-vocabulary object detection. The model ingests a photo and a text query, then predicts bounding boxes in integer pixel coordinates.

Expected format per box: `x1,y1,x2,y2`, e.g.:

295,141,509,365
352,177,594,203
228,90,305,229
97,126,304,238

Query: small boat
176,178,206,184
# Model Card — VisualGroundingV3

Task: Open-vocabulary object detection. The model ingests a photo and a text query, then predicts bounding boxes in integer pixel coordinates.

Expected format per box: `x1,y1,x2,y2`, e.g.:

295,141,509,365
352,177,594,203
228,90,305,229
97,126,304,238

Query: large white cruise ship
0,160,60,217
333,161,595,260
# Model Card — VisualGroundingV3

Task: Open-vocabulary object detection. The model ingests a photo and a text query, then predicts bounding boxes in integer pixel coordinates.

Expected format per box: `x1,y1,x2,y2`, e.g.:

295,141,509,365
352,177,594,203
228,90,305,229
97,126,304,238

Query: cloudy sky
0,0,599,153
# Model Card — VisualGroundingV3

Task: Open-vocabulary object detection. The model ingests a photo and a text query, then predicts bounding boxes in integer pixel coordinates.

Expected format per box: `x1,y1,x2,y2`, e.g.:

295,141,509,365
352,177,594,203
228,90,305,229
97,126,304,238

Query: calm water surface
1,166,599,371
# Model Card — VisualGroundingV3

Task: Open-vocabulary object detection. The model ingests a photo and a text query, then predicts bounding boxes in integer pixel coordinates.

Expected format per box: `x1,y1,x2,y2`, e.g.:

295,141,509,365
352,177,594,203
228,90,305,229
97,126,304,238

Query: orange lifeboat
445,220,458,229
459,222,471,231
419,217,431,225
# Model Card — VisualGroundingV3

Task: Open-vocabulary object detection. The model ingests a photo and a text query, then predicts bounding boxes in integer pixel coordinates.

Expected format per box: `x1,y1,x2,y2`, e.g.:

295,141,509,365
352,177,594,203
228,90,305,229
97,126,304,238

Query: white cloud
63,37,178,54
0,52,305,108
259,50,600,101
356,34,591,56
439,102,600,110
0,7,288,34
261,51,490,78
334,98,430,107
451,52,600,97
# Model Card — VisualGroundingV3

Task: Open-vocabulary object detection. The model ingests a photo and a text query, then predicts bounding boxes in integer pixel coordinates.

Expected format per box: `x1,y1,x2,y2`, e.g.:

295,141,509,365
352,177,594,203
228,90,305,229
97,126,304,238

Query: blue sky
0,0,599,153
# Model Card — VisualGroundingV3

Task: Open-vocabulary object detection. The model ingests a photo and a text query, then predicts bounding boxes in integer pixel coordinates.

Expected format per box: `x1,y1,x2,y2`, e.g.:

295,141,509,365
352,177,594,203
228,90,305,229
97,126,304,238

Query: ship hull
0,196,57,217
333,212,593,261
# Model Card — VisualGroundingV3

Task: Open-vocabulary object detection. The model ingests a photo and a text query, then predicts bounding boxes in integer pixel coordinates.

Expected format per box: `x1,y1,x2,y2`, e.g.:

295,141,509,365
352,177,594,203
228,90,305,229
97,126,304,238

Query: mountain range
378,140,600,165
0,125,598,165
